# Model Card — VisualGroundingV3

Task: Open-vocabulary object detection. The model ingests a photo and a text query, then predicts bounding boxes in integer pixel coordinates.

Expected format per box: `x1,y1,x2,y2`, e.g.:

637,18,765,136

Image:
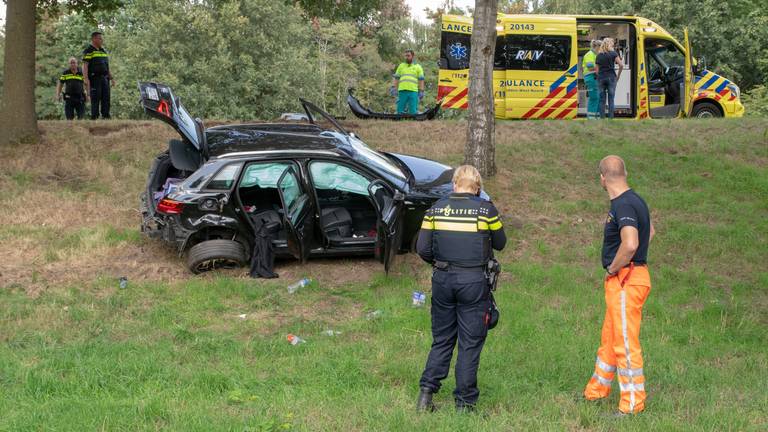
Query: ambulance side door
438,16,473,110
681,28,695,117
503,17,579,120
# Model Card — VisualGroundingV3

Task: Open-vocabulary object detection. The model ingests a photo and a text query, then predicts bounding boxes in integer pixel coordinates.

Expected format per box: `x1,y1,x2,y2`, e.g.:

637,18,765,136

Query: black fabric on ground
249,217,280,279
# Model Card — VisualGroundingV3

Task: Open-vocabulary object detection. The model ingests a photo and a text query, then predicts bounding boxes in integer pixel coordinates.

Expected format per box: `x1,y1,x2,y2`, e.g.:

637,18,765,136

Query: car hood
387,152,491,200
388,153,454,195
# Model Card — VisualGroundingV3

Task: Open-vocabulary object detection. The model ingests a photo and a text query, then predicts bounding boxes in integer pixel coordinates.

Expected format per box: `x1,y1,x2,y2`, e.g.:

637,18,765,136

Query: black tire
186,240,246,274
691,102,722,118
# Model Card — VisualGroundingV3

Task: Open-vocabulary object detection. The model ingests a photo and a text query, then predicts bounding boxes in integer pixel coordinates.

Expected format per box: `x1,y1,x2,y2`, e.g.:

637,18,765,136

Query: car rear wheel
692,102,722,118
187,240,246,274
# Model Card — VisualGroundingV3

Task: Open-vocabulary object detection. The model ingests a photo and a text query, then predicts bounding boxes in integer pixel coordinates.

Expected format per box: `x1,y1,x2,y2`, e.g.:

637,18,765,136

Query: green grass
0,118,766,430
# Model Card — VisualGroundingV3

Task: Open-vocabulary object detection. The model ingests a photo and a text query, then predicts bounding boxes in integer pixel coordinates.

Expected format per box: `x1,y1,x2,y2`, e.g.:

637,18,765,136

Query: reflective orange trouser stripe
584,265,651,414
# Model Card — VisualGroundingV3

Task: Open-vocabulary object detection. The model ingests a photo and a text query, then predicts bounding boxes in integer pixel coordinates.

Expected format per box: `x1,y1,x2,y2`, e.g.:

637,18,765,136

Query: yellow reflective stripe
421,221,434,229
478,221,489,230
89,52,108,58
433,216,476,222
60,74,83,81
478,216,499,222
434,221,477,232
489,221,503,230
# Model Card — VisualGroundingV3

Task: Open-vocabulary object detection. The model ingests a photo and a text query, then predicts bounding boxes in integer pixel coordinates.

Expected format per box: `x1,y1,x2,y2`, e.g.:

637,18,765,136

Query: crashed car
139,82,479,274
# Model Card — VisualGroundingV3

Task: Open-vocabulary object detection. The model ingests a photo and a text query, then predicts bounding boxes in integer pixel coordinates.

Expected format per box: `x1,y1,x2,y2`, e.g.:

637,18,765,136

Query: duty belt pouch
486,292,499,330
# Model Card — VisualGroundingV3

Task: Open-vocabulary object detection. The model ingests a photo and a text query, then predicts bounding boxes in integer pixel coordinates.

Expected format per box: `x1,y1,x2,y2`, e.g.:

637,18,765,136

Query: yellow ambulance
438,14,745,119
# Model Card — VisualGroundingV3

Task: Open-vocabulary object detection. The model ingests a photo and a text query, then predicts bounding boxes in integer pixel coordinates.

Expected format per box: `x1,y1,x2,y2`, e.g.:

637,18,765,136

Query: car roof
205,123,347,158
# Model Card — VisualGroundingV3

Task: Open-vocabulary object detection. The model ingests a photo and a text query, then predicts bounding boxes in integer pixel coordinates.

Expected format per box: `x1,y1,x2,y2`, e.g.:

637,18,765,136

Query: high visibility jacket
82,45,110,78
583,49,597,76
59,67,85,98
394,62,425,92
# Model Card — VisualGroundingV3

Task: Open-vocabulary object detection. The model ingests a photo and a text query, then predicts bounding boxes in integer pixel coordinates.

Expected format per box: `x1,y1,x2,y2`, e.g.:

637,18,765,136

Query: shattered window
309,161,371,195
206,163,242,190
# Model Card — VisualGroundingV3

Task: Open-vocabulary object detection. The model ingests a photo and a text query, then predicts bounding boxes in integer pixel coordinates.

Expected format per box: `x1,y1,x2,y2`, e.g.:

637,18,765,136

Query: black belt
433,261,485,272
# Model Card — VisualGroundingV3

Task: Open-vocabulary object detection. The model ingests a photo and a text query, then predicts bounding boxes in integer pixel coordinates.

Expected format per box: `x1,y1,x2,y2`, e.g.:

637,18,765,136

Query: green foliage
37,0,124,21
32,0,434,120
290,0,384,23
742,85,768,117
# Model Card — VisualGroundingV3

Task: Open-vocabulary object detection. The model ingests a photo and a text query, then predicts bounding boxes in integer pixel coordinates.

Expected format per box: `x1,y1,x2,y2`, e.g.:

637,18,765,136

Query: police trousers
89,75,111,119
419,269,489,405
64,97,85,120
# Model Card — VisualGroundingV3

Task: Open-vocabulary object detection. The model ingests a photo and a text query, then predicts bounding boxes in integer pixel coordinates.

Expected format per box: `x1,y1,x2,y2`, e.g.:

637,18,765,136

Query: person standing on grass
82,31,115,120
390,49,425,115
583,155,655,415
583,39,602,119
414,165,506,413
55,57,87,120
595,38,624,119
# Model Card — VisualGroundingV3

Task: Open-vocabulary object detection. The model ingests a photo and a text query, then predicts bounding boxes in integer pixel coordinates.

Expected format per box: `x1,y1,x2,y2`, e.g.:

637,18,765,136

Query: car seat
321,207,353,239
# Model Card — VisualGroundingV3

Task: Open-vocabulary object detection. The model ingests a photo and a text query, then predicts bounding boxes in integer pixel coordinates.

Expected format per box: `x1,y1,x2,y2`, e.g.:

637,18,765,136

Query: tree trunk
464,0,497,177
0,0,39,146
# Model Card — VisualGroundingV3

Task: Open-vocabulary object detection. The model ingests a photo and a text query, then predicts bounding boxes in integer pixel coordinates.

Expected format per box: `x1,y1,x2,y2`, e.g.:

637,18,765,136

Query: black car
138,82,478,274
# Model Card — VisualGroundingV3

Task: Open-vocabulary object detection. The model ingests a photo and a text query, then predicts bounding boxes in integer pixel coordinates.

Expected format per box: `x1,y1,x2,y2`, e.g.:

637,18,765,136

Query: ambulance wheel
187,240,246,274
691,102,722,118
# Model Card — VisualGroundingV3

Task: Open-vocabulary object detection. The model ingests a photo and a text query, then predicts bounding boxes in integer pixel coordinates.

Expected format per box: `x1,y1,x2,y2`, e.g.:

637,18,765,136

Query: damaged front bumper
347,88,441,121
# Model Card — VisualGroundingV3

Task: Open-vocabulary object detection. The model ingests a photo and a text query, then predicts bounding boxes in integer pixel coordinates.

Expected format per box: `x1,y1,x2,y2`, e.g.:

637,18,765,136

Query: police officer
391,49,425,115
415,165,506,412
82,31,114,119
55,57,87,120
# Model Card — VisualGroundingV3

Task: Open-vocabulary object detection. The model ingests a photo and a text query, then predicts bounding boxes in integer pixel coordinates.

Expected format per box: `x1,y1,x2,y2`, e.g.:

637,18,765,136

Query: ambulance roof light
496,26,503,31
644,27,657,32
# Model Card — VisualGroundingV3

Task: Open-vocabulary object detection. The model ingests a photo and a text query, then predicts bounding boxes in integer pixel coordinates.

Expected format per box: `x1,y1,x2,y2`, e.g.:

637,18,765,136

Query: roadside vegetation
0,118,766,430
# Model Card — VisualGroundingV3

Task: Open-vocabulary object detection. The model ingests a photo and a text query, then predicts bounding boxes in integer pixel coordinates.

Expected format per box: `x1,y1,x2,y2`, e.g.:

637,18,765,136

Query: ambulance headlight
727,83,740,99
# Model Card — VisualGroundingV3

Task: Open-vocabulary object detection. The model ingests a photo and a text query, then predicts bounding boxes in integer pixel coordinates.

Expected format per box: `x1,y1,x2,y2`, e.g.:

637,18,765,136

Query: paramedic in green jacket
583,39,602,119
391,49,425,115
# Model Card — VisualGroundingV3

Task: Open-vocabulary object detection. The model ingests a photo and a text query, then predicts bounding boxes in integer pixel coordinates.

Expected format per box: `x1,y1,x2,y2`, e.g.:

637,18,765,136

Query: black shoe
456,403,475,414
416,387,435,412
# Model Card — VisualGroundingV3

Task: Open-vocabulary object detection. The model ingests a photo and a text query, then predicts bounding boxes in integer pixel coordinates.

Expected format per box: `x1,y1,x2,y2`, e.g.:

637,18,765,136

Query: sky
0,1,471,29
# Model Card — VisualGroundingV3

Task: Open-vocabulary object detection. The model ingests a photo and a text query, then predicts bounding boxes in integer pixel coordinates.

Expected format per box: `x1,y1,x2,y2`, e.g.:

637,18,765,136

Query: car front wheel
187,239,247,274
691,102,722,118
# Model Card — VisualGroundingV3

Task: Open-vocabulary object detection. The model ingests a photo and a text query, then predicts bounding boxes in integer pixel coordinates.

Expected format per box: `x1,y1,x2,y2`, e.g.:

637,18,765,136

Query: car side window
206,163,242,190
277,168,301,212
240,162,293,188
309,161,371,195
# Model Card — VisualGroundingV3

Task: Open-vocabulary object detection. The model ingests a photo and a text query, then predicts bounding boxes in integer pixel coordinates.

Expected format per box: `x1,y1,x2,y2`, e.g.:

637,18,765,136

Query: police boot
456,402,475,414
416,387,435,412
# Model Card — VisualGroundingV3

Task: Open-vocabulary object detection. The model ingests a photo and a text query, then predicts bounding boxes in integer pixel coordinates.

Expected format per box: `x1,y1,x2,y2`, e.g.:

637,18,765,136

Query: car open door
277,167,313,263
138,82,208,170
681,28,695,117
367,180,405,273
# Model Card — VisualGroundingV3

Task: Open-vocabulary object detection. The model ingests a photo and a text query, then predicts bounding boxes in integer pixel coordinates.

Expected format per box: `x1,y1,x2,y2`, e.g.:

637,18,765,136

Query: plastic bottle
366,310,383,320
412,291,426,307
118,276,128,289
287,278,311,294
286,334,305,345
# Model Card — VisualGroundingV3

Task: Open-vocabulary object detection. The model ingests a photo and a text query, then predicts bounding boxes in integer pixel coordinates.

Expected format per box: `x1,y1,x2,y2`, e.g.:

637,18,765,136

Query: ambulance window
494,36,507,70
506,35,571,71
441,32,472,70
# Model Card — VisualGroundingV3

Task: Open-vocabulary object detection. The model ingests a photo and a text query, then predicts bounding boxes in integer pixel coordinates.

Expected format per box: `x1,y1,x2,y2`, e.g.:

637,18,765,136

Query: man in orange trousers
584,155,655,415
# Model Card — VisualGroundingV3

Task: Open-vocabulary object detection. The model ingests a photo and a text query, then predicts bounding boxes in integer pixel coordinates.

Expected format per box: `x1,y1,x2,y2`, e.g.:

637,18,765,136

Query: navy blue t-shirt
596,51,619,79
601,189,651,269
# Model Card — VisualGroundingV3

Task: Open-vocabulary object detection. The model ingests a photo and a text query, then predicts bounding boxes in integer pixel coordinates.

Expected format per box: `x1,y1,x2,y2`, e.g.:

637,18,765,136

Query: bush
742,85,768,117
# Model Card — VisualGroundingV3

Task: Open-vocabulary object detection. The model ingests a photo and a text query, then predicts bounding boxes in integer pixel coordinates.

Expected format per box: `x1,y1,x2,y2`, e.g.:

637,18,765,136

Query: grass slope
0,118,767,431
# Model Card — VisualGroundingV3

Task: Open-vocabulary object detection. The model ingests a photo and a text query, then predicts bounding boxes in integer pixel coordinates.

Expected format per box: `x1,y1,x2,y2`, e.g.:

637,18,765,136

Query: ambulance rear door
438,15,473,110
502,16,578,120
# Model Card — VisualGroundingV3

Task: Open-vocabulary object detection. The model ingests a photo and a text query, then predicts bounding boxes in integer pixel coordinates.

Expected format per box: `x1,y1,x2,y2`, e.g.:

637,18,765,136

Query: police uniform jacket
416,192,506,267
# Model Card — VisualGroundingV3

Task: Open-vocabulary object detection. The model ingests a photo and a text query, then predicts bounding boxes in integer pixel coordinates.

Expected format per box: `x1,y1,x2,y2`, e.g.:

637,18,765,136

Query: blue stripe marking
568,64,577,74
566,79,577,93
715,81,728,93
640,77,645,85
700,75,719,90
695,75,704,83
550,75,566,93
640,62,644,71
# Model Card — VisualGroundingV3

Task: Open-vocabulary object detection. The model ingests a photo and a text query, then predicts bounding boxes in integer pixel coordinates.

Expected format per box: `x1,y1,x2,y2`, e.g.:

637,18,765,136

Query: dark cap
91,31,103,38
